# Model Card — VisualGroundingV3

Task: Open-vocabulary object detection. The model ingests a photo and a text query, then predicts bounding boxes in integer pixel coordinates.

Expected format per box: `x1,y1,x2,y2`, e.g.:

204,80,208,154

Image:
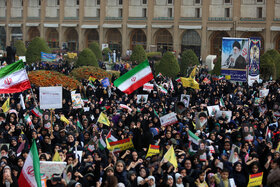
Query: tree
265,49,280,79
180,50,199,76
26,37,51,64
155,52,180,78
89,42,102,60
212,57,221,75
102,48,112,61
14,40,26,56
260,53,276,80
130,45,147,64
76,48,98,67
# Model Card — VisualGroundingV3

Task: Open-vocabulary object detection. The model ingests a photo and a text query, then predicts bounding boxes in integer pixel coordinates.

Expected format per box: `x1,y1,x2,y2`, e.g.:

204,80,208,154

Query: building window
119,0,123,5
168,8,172,17
168,0,173,4
195,0,201,4
76,9,79,17
143,0,147,5
195,8,200,18
257,0,263,2
39,0,41,6
57,0,59,6
225,8,230,17
257,7,262,18
97,8,100,17
119,8,123,17
224,0,230,3
22,0,23,6
77,0,79,5
143,8,147,17
97,0,100,5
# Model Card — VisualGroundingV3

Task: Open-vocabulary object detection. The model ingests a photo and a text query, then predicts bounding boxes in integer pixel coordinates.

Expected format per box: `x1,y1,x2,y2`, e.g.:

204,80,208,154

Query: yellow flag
192,121,196,130
52,151,62,161
163,145,178,168
276,142,280,152
146,144,160,158
98,112,110,126
60,115,69,124
88,75,96,82
180,77,200,90
189,65,197,78
2,98,10,113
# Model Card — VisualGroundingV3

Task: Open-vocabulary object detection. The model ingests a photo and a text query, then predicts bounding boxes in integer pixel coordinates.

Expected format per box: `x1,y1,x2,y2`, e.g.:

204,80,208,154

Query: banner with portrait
248,38,261,86
221,37,248,82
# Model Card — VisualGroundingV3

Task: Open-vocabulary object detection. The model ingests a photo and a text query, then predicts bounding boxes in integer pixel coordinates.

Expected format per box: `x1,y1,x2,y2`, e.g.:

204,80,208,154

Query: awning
81,25,99,29
127,24,146,29
44,24,59,28
236,27,264,32
61,24,77,27
103,24,122,28
271,26,280,31
207,27,231,31
0,24,5,27
8,24,22,27
152,25,173,29
179,25,202,30
26,23,40,27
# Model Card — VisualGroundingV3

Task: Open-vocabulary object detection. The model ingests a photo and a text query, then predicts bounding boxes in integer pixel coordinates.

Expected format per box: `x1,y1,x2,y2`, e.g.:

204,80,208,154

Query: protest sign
242,123,255,142
43,111,51,129
247,172,263,187
180,94,190,107
71,93,83,109
143,83,154,92
195,111,208,129
41,52,57,62
19,56,26,62
146,144,160,158
40,161,67,179
40,87,62,109
137,95,148,104
259,89,269,98
107,138,134,153
216,111,232,123
160,112,178,126
207,105,220,116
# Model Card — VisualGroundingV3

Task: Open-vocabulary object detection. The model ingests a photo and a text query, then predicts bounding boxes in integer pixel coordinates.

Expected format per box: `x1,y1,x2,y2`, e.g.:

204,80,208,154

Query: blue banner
248,38,261,86
221,38,248,82
101,78,110,88
41,52,57,62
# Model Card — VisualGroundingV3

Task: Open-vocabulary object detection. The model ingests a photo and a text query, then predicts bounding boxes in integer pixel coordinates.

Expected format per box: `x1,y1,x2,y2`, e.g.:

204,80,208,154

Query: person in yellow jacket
214,169,231,187
195,171,209,187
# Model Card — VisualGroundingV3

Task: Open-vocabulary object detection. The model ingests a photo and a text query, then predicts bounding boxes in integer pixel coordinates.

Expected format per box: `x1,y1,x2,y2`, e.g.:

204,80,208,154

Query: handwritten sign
39,87,62,109
40,161,67,179
160,112,178,126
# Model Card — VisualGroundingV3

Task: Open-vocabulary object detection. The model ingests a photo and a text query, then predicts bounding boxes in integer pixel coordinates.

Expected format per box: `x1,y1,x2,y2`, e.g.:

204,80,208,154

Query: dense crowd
0,60,280,187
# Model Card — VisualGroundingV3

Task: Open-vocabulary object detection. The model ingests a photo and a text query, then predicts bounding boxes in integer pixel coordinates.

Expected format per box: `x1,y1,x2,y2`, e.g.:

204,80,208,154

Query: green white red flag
18,140,42,187
0,60,31,93
114,60,153,94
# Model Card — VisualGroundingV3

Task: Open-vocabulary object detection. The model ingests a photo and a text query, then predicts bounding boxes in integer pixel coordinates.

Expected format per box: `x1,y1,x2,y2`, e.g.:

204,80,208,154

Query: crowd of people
0,59,280,187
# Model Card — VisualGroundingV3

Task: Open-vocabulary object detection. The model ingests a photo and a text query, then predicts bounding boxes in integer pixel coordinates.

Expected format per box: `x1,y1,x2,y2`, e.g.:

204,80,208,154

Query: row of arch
1,26,280,56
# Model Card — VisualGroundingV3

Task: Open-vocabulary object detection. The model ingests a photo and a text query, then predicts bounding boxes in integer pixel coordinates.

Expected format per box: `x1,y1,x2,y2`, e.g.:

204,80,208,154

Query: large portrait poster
221,37,248,82
248,38,261,86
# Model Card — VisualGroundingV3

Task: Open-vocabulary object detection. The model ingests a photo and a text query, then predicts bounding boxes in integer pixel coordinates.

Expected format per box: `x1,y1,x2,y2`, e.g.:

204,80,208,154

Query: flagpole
50,109,54,137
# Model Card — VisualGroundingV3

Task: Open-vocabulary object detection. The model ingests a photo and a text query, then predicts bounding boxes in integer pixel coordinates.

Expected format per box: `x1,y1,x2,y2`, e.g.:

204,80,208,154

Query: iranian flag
31,107,43,117
188,130,200,145
0,60,31,93
114,60,153,94
18,140,42,187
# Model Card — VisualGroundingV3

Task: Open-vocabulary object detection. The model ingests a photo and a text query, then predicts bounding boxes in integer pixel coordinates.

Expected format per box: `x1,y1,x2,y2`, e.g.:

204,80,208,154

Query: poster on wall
248,38,261,86
221,37,248,82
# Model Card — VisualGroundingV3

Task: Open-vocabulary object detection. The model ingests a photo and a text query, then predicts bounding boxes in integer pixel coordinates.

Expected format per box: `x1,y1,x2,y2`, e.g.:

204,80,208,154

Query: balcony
105,17,122,20
180,17,202,21
208,17,232,21
0,17,6,21
153,17,174,20
45,17,59,21
64,17,79,20
128,17,147,21
274,18,280,21
240,17,266,21
27,17,41,21
84,17,99,21
10,17,23,21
